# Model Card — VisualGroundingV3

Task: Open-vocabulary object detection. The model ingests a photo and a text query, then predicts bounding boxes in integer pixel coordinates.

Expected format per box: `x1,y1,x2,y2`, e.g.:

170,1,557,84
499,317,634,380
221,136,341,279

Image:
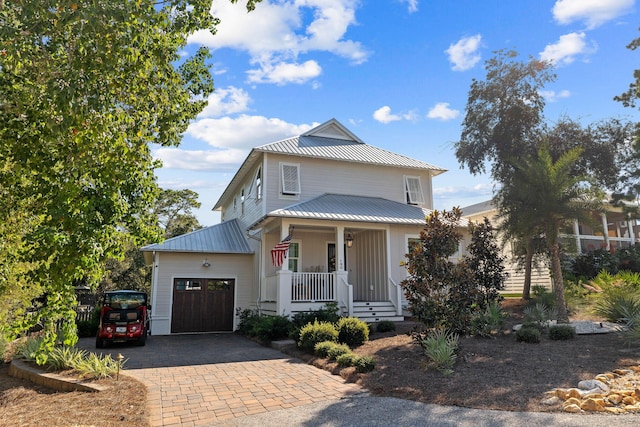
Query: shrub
415,328,459,376
76,308,100,338
593,293,640,323
289,303,341,340
515,326,541,343
14,335,44,362
254,315,292,342
548,324,576,340
326,343,351,361
337,317,369,347
336,352,359,367
74,352,125,380
46,346,87,371
523,302,554,328
298,320,338,353
620,308,640,346
531,285,556,308
375,320,396,333
237,308,261,336
471,300,505,337
314,341,338,358
354,355,376,373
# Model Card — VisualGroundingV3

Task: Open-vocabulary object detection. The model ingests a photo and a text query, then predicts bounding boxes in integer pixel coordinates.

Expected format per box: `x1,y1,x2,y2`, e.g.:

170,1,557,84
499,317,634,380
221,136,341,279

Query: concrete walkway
78,334,362,426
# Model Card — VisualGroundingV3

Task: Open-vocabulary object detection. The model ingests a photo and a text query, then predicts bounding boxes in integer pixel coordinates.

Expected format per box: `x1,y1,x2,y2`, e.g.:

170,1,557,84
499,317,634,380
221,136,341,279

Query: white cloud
402,0,419,13
186,115,316,150
188,0,368,85
539,32,596,66
539,89,571,102
373,106,401,124
427,103,460,121
552,0,634,29
159,116,318,172
247,60,322,85
372,106,418,124
445,34,483,71
198,86,252,118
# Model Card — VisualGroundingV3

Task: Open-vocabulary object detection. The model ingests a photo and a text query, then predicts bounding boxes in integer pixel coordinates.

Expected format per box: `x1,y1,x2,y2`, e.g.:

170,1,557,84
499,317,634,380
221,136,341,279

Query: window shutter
281,164,300,194
405,176,424,204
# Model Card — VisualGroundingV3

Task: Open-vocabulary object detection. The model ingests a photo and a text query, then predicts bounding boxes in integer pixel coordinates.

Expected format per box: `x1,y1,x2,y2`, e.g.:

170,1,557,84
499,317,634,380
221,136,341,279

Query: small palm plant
415,328,459,376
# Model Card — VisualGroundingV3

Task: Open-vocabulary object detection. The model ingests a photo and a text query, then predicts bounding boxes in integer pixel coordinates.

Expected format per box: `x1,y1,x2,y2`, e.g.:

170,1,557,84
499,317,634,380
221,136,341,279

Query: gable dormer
300,118,364,143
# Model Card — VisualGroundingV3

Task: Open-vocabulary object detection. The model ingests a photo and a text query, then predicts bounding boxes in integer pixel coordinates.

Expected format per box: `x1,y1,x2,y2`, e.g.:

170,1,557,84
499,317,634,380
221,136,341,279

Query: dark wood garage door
171,278,235,333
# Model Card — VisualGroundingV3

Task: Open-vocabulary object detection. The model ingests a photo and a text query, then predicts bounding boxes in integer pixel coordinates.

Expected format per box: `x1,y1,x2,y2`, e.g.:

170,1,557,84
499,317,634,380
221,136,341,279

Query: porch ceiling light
202,258,211,268
346,232,354,248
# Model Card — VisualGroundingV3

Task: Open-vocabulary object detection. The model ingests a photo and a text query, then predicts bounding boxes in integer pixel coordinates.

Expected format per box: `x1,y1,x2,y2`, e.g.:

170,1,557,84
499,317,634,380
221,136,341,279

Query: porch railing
388,277,402,316
291,272,335,302
337,275,353,316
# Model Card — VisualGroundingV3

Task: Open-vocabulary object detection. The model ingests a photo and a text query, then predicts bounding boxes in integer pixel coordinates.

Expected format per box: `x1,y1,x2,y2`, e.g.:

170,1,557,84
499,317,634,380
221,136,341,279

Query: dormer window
281,162,300,196
405,176,425,205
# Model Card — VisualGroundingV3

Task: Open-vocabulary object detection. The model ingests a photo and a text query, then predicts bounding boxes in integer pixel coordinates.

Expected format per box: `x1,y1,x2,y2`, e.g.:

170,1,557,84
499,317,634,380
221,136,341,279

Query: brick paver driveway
78,334,362,426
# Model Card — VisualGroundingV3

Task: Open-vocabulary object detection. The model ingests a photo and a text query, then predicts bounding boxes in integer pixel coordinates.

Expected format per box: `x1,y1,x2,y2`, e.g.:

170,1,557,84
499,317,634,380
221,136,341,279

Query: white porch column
601,213,610,251
573,220,582,255
276,270,292,316
280,220,290,271
336,225,345,271
628,219,635,245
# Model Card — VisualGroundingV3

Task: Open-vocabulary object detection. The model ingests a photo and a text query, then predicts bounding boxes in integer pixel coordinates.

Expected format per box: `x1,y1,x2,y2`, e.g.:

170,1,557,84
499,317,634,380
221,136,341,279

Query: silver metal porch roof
267,194,468,226
141,219,252,254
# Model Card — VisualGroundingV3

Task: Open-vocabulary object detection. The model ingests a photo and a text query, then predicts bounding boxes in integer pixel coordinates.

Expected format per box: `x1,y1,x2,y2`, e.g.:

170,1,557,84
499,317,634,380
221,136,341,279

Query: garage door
171,278,235,333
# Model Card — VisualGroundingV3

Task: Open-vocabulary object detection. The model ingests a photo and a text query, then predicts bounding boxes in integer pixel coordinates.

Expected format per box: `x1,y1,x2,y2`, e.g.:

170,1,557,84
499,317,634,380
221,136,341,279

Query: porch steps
352,301,404,323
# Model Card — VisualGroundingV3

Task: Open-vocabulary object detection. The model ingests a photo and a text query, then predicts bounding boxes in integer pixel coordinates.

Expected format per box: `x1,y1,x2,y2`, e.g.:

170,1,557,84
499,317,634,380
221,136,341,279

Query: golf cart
95,290,149,348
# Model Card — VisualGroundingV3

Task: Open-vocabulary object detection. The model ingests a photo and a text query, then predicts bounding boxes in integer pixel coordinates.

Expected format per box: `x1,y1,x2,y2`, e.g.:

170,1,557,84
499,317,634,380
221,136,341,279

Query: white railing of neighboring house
263,274,278,301
291,272,335,302
336,275,353,316
388,277,403,316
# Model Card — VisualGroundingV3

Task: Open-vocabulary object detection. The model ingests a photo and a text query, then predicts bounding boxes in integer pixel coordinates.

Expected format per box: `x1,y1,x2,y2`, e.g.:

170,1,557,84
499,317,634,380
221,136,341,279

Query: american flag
271,233,292,267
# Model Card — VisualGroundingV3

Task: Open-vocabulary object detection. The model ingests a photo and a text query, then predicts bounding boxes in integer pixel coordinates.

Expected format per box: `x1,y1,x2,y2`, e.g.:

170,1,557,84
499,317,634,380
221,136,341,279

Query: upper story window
281,162,300,196
240,188,245,215
404,176,425,205
255,167,262,201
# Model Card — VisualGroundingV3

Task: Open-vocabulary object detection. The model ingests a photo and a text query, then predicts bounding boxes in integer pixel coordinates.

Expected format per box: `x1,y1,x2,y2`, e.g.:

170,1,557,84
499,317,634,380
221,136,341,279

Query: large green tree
614,29,640,207
155,188,202,238
496,146,602,322
456,50,629,301
0,0,260,360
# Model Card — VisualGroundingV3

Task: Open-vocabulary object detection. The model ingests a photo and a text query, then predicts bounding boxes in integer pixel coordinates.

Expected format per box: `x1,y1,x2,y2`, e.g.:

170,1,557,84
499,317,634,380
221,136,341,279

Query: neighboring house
142,118,465,335
460,199,640,294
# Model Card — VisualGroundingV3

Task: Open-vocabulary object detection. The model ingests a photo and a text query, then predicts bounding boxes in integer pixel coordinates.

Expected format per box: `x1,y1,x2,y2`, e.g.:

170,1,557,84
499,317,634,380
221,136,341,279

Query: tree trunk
522,239,534,300
549,242,569,323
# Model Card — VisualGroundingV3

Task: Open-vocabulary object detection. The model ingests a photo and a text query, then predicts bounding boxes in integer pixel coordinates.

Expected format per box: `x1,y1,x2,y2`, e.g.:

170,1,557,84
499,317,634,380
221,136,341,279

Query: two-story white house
142,119,459,335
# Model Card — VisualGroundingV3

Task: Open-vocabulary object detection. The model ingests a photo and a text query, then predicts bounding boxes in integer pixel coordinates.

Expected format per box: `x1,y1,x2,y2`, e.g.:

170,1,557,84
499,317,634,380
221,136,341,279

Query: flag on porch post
271,233,292,267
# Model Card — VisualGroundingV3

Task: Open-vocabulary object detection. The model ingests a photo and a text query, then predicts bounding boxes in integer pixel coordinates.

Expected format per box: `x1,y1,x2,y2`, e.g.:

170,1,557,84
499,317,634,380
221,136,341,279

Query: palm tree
496,145,602,322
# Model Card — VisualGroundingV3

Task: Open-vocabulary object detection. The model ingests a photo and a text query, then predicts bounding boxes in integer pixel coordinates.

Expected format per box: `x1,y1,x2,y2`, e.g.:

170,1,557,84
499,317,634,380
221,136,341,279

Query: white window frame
404,175,425,205
288,240,301,272
255,167,262,201
280,162,301,196
240,187,245,215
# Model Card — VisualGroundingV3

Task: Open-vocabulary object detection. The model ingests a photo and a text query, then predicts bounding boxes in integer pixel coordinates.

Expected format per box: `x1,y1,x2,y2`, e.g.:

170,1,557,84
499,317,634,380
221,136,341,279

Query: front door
327,243,347,272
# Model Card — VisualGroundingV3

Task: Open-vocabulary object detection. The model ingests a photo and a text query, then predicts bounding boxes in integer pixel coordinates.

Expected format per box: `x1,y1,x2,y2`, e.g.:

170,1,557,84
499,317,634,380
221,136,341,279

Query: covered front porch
256,218,404,322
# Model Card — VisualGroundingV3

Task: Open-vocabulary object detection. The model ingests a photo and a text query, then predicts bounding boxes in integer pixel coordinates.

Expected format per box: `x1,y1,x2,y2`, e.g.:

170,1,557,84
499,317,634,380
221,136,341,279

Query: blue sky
154,0,640,225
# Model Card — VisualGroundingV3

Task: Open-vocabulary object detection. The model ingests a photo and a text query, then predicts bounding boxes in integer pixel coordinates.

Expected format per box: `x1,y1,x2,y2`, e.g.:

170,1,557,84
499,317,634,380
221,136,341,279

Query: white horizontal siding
150,252,254,335
264,154,434,215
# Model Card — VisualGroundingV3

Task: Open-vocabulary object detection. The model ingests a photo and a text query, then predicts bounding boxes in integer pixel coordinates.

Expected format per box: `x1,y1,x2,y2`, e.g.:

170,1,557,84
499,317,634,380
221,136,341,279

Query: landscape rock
541,396,561,406
607,393,623,405
580,398,605,412
563,403,582,413
578,379,610,393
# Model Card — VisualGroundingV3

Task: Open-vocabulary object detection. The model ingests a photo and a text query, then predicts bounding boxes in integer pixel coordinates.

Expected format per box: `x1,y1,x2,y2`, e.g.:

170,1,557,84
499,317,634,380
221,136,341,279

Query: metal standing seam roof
140,219,252,254
257,135,447,173
267,193,469,227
